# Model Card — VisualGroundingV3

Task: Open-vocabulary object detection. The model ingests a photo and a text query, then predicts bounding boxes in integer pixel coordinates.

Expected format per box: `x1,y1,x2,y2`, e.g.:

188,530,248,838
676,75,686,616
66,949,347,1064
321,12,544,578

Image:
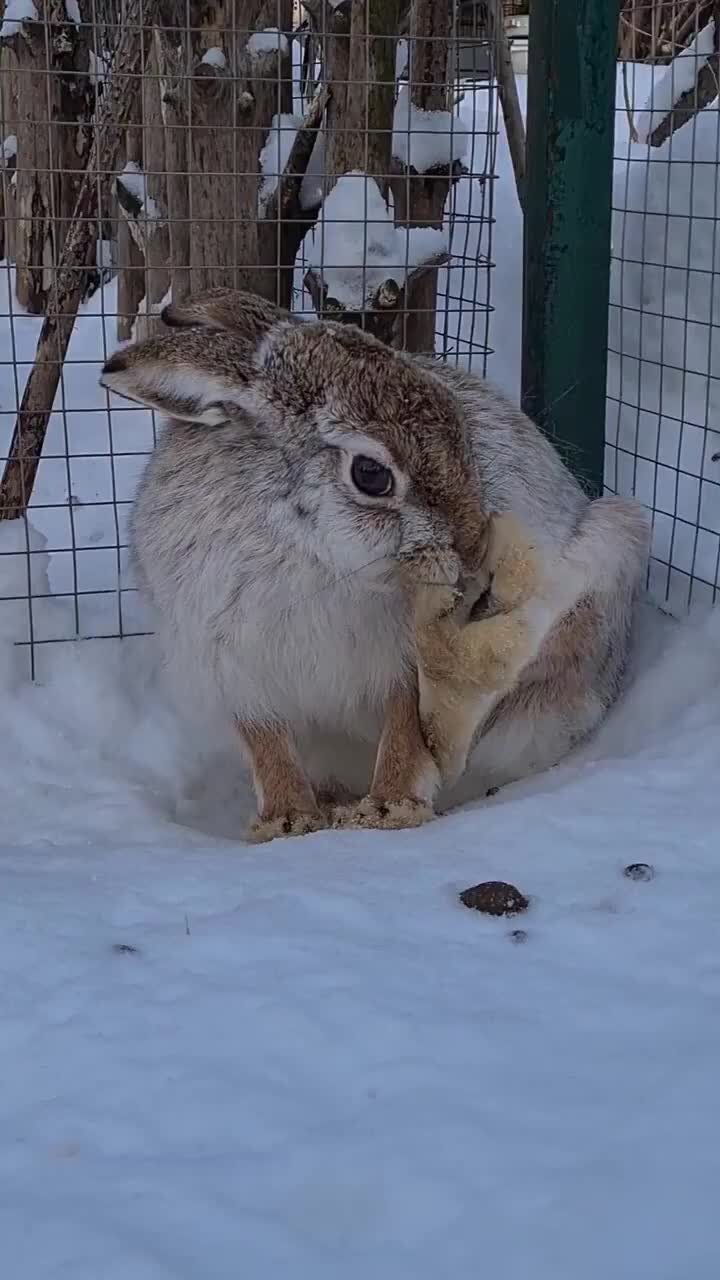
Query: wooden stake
487,0,526,211
0,0,157,520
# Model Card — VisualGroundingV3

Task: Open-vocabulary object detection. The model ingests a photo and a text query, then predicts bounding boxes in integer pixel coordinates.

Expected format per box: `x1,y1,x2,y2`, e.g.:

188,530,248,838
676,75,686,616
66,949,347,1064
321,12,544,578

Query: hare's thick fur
100,289,649,839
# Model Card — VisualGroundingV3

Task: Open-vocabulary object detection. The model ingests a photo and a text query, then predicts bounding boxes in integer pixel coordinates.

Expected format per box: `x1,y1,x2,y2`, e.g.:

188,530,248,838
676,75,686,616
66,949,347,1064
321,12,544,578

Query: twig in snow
262,84,330,225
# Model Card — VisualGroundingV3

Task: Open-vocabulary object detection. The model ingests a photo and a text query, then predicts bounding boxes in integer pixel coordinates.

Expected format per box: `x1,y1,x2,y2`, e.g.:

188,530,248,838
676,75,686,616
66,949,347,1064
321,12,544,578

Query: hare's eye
350,456,394,498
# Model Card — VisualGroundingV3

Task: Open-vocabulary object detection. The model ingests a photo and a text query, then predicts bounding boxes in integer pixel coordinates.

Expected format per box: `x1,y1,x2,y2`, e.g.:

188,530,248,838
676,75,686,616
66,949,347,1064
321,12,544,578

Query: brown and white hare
100,288,649,840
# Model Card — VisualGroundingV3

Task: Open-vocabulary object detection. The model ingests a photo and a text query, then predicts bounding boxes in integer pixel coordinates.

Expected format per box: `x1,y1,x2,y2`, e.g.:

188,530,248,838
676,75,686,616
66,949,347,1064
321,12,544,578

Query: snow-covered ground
2,593,720,1277
2,59,720,1279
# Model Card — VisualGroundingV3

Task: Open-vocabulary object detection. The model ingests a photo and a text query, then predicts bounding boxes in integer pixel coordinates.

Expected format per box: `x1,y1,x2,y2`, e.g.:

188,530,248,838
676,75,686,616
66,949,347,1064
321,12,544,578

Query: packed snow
1,134,17,164
2,49,720,1277
0,0,38,40
64,0,81,24
1,537,720,1275
303,171,448,309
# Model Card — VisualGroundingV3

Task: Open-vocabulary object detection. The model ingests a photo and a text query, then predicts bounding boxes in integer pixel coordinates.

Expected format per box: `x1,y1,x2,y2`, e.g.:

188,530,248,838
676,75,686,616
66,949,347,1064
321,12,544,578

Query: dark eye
350,455,394,498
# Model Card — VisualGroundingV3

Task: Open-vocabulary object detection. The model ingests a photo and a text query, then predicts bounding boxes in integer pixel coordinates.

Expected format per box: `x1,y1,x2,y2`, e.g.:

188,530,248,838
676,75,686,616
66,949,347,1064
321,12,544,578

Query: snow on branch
1,135,17,166
260,86,330,223
116,163,163,253
391,86,469,173
0,0,38,41
636,19,719,148
259,114,325,214
260,115,301,208
303,171,448,325
201,47,226,69
88,49,110,84
247,28,289,59
395,38,408,81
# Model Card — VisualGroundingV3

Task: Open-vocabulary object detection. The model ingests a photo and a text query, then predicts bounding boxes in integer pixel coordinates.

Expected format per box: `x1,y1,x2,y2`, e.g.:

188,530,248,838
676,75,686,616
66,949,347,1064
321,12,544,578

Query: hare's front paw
331,795,435,832
248,808,329,844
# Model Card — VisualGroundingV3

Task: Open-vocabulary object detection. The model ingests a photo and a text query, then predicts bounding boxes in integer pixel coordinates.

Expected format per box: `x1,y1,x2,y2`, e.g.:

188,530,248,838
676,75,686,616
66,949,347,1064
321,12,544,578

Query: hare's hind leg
415,514,546,786
450,496,651,797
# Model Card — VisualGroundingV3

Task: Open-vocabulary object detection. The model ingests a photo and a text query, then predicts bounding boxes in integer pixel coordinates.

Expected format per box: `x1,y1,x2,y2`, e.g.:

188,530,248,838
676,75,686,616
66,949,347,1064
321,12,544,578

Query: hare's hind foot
248,778,363,843
448,612,534,690
331,794,434,832
413,515,545,788
414,515,541,695
484,512,540,612
248,807,329,844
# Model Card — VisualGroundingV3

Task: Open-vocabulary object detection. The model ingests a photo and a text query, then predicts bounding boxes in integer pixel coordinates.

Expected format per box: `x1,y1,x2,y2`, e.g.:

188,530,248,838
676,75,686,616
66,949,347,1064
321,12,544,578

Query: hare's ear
251,320,335,413
161,288,291,338
100,330,259,425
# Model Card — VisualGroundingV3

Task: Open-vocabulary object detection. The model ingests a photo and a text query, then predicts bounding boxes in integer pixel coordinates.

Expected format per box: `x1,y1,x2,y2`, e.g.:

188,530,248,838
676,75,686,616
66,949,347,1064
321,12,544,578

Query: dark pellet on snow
508,929,528,943
112,942,140,955
459,881,529,917
624,863,655,882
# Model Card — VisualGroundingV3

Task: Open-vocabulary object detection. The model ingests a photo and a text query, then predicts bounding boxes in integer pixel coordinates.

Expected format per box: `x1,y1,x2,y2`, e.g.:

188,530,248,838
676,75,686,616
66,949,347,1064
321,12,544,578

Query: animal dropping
624,863,655,882
508,928,528,944
459,881,529,917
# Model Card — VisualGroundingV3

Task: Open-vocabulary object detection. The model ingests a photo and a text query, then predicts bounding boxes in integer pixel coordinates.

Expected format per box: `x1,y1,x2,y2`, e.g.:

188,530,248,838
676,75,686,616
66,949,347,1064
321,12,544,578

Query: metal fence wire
607,1,720,614
0,0,503,679
6,0,719,685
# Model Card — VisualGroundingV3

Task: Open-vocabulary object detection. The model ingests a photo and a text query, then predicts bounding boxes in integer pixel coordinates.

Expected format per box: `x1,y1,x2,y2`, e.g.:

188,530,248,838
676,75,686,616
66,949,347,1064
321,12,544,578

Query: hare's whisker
282,556,391,616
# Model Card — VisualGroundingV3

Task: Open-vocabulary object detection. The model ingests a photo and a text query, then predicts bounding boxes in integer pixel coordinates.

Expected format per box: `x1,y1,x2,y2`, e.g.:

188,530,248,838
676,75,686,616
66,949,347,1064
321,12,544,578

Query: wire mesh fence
606,1,720,614
6,0,719,682
0,0,503,678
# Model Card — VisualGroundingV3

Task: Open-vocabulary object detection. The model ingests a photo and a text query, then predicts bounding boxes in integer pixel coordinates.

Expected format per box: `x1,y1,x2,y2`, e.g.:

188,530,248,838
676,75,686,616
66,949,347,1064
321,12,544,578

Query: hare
100,288,649,840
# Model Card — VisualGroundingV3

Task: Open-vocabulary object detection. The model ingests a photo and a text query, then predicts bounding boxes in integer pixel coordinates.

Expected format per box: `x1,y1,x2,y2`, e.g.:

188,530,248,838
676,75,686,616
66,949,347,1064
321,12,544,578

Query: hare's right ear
161,288,292,338
100,329,262,425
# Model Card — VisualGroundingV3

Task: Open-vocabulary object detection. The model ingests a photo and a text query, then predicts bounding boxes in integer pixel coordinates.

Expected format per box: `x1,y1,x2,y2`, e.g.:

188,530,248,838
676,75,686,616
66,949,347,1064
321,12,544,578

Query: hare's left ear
100,314,340,427
99,330,261,425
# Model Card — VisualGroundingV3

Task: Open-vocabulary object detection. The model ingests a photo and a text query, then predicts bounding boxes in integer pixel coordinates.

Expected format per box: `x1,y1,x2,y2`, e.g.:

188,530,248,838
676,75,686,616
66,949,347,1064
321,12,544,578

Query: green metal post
521,0,619,496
